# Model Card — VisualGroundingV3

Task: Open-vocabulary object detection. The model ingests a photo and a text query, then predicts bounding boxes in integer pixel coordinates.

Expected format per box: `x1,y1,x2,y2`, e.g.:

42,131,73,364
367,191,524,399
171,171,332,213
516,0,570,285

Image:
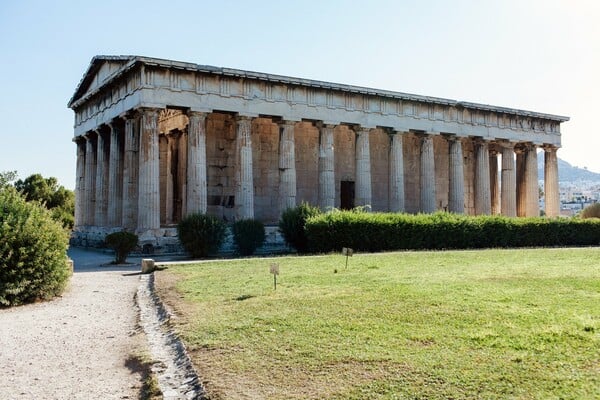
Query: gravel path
0,248,144,400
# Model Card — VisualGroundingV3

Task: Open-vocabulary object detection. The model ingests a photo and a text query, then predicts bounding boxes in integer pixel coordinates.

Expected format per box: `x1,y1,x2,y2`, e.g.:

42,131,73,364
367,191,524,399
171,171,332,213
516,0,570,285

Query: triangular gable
68,55,135,108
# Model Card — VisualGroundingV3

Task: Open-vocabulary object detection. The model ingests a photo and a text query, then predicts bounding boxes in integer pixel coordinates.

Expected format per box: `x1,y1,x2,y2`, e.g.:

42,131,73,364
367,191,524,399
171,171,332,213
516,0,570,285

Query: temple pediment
68,56,135,107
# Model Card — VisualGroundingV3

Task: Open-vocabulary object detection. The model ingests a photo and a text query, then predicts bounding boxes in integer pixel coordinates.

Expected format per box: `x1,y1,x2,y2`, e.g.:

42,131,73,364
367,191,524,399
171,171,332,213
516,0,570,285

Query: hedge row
305,211,600,253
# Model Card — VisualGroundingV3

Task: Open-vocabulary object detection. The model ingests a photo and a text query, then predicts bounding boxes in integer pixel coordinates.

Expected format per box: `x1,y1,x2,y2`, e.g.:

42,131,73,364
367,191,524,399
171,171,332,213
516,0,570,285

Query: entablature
70,56,568,147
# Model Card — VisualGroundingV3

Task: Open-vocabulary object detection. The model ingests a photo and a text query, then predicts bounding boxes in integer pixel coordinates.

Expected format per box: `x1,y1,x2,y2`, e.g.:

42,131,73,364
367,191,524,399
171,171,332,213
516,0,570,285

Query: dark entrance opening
340,181,355,210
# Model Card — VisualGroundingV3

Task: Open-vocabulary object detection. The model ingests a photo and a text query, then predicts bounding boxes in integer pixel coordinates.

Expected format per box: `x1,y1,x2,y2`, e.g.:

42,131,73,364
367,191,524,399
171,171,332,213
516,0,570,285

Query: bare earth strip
0,248,144,400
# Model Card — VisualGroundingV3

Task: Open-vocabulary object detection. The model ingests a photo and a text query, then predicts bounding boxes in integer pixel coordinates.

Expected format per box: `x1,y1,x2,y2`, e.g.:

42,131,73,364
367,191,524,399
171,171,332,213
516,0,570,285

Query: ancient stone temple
69,55,568,250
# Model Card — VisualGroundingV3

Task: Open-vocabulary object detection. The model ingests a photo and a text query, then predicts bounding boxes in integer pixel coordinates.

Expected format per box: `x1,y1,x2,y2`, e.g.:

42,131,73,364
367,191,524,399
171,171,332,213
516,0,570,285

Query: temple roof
68,55,569,122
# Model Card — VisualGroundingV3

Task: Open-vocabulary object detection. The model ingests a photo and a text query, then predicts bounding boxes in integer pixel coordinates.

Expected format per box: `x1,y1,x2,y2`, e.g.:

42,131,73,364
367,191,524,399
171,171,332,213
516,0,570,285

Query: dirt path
0,248,144,399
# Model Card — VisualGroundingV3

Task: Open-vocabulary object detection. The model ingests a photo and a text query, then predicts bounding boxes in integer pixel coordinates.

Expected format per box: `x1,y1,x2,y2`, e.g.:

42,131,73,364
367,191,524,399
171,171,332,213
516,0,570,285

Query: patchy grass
125,352,162,400
155,248,600,399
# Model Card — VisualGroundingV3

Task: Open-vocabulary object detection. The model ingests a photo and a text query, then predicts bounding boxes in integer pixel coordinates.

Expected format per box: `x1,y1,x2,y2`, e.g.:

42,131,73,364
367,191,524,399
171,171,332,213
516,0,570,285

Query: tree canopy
6,173,75,229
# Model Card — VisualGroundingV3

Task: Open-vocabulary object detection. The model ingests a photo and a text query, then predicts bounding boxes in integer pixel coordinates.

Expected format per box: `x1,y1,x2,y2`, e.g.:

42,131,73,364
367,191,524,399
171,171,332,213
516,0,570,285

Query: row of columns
75,109,561,234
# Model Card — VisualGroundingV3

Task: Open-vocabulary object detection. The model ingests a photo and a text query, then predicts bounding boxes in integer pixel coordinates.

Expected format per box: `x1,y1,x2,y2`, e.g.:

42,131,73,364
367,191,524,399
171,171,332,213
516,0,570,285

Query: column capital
542,144,559,152
277,119,297,128
517,142,537,151
236,113,257,121
497,140,515,150
354,126,371,135
187,110,209,119
445,134,462,143
472,137,490,145
139,107,161,116
315,121,337,130
120,109,141,120
73,135,86,144
513,143,529,154
83,130,97,141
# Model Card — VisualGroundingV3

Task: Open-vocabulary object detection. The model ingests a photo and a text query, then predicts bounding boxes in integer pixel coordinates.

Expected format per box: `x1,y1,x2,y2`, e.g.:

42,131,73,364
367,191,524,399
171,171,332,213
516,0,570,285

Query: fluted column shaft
84,135,96,226
355,127,372,208
95,130,109,226
278,120,297,213
389,132,405,212
122,115,139,230
74,139,86,228
489,150,499,214
186,111,208,216
501,145,517,217
525,145,539,217
474,140,491,215
544,146,560,217
516,148,526,217
448,137,464,213
107,122,123,227
318,124,335,210
236,115,254,220
137,108,161,232
420,134,436,213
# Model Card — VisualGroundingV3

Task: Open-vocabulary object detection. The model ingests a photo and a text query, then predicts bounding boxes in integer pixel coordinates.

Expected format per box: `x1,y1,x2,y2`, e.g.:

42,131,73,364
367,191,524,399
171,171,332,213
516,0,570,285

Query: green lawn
155,248,600,399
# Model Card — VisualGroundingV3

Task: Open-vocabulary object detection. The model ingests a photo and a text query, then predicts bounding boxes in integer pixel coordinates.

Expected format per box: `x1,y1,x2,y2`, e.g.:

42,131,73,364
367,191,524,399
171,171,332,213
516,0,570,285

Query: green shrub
0,188,70,307
581,203,600,219
232,219,265,256
105,231,138,264
305,211,600,253
278,202,321,253
177,213,226,258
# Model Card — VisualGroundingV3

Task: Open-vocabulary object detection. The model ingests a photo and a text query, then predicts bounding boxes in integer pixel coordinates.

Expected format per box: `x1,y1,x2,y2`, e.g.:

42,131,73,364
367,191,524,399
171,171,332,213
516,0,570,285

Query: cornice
68,55,570,123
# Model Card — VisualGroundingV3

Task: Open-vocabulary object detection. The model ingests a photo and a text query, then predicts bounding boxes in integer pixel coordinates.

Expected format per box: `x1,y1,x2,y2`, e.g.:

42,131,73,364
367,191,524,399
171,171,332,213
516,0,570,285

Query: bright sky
1,0,599,189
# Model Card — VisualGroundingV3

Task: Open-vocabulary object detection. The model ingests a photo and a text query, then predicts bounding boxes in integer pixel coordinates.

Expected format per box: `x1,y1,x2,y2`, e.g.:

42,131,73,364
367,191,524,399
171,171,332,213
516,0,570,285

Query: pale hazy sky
1,0,599,189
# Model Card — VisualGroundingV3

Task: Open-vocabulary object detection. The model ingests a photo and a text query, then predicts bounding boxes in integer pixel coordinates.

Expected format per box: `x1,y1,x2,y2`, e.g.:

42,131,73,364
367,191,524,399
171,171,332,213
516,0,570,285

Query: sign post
342,247,354,269
270,263,280,290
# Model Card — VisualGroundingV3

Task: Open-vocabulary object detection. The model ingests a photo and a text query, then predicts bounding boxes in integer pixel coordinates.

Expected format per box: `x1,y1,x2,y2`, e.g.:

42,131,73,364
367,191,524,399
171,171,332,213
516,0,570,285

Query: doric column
84,133,96,226
474,139,491,215
515,146,527,217
389,131,405,212
447,136,464,213
95,129,109,226
122,113,139,230
489,149,499,214
186,111,208,216
74,138,86,228
544,145,560,217
318,124,335,210
278,120,297,213
137,108,161,232
525,144,539,217
107,121,123,227
420,134,436,213
501,144,517,217
163,135,174,225
355,127,372,208
236,115,254,220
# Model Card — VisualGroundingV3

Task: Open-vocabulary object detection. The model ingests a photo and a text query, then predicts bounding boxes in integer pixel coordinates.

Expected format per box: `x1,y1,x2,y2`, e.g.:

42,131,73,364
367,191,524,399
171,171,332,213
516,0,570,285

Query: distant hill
537,156,600,182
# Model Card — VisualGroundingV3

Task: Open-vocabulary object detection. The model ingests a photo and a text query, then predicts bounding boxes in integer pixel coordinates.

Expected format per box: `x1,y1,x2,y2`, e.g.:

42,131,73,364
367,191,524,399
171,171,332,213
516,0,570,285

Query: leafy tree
0,187,70,306
0,171,17,189
581,203,600,219
14,174,74,229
